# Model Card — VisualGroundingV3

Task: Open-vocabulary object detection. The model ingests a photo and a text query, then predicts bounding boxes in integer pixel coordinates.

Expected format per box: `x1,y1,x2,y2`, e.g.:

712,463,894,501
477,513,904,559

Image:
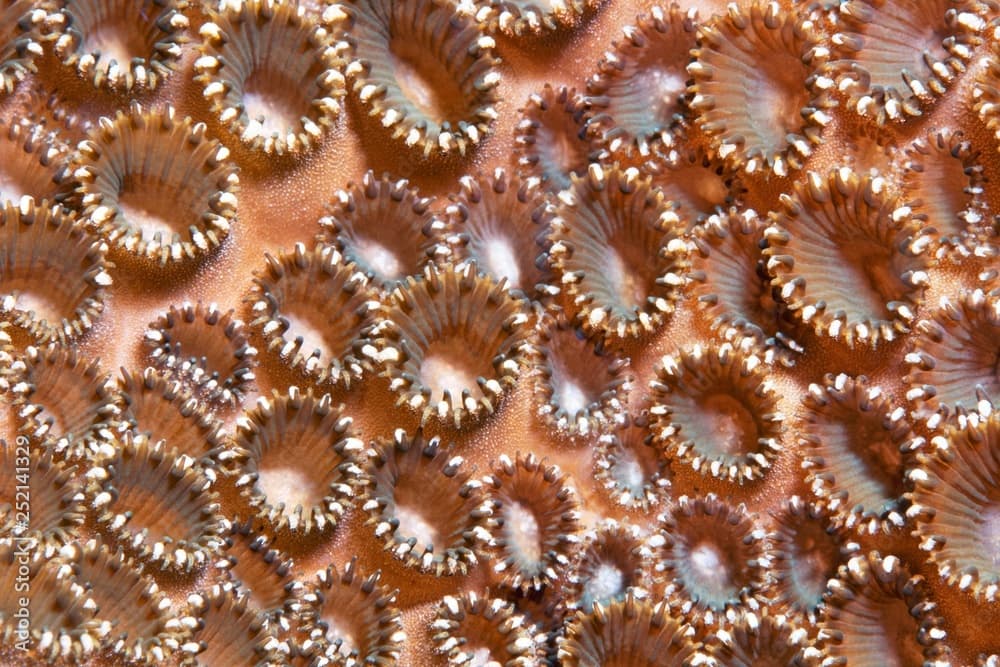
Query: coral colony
3,0,1000,664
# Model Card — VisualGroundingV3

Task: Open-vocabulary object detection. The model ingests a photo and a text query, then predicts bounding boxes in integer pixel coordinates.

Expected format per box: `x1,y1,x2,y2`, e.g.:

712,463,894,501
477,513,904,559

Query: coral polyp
0,541,97,663
144,301,257,405
372,263,533,427
117,367,226,468
217,521,297,617
57,538,188,664
317,170,437,290
564,520,654,613
820,552,947,666
515,84,595,193
584,3,698,157
0,444,84,549
688,0,831,176
704,609,821,666
483,0,601,36
904,287,1000,424
547,163,689,341
294,557,406,666
558,591,703,666
337,0,500,157
827,0,985,123
799,372,920,534
359,429,493,576
908,412,1000,602
0,0,44,94
438,167,555,301
529,314,631,435
195,0,345,154
224,387,362,533
430,591,538,666
51,0,190,93
0,199,111,345
72,103,238,266
646,144,744,227
593,416,671,511
88,437,225,571
764,168,930,347
649,340,785,484
768,496,854,623
655,494,770,623
249,242,378,388
185,586,286,665
900,128,991,257
687,207,778,342
12,344,117,457
0,118,69,205
483,452,580,592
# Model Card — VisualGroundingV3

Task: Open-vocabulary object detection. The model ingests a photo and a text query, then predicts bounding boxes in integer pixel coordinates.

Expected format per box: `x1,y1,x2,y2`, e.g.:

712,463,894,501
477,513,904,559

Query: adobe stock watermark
10,435,32,652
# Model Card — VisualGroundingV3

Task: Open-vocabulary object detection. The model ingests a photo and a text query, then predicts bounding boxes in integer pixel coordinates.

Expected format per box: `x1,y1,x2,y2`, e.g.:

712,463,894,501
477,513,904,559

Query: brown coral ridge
369,262,533,427
336,0,500,157
547,163,689,342
49,0,190,93
250,242,379,389
195,0,346,154
0,198,111,345
223,386,363,533
71,103,238,266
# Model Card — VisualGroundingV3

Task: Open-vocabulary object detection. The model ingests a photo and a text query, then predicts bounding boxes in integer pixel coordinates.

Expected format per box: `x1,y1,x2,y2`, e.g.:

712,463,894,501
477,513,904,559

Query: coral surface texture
3,0,1000,665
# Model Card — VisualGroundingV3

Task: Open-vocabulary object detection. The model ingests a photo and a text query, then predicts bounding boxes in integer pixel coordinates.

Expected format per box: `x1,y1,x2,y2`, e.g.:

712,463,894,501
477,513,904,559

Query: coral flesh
5,0,1000,665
